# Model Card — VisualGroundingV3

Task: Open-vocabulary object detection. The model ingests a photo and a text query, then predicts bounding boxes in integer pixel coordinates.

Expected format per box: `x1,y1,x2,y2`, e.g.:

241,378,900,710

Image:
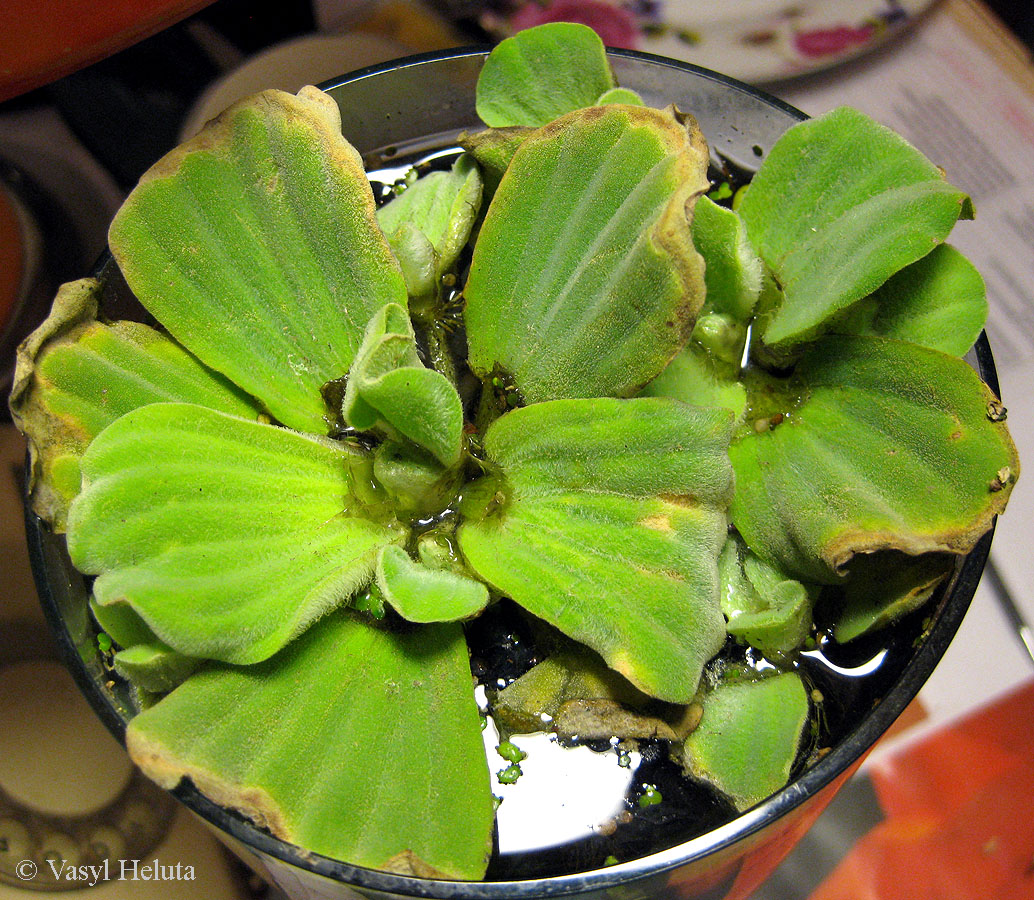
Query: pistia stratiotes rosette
9,22,1019,881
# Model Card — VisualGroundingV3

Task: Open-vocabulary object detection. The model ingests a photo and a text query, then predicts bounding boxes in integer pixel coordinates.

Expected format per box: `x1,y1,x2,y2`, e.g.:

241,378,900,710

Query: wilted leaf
835,244,987,356
730,335,1019,583
465,104,709,403
459,398,733,702
342,303,464,467
680,672,810,810
491,648,696,742
126,612,494,880
833,551,954,643
9,278,262,530
475,22,615,127
109,86,407,435
67,402,406,663
738,107,973,353
718,533,816,656
376,545,488,623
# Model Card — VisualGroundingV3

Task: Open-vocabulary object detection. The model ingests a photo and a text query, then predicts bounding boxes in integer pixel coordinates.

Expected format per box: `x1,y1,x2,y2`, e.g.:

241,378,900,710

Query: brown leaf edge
9,276,101,530
822,389,1020,576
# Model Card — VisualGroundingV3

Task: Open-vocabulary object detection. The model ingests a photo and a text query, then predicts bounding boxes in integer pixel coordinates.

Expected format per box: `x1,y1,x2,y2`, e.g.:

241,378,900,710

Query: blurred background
1,1,1032,898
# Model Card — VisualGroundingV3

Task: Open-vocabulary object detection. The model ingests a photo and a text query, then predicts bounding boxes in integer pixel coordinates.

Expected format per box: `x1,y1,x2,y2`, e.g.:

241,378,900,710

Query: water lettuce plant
10,23,1018,881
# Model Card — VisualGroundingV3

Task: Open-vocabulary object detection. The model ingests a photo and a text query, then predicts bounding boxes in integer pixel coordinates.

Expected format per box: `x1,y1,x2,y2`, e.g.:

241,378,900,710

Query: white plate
489,0,936,83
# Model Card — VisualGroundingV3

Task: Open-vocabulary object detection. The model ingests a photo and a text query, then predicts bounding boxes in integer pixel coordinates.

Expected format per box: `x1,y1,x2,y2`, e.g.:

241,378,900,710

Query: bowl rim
23,42,999,899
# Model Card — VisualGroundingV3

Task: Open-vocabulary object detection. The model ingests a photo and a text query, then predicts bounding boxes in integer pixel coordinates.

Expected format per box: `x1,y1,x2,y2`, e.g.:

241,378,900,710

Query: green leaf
639,342,747,417
377,154,483,293
465,104,709,403
835,244,987,356
833,551,953,643
114,644,201,695
381,222,438,301
9,278,263,530
372,441,462,519
126,612,494,880
730,335,1019,583
680,672,810,811
108,86,407,435
692,196,763,324
376,546,488,623
458,127,533,202
718,534,816,656
458,398,733,703
475,22,615,127
67,402,406,664
738,107,973,353
342,303,464,467
596,87,644,106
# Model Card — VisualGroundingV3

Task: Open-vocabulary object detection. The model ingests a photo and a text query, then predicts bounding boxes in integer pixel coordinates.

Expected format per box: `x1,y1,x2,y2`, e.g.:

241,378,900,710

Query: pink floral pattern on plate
461,0,933,83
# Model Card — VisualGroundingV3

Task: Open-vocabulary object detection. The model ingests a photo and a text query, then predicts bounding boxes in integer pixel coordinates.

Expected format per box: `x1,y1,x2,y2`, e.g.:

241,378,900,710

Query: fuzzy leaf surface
67,402,405,663
459,398,733,703
833,551,953,643
639,343,746,417
9,278,262,530
738,107,973,352
475,22,615,127
730,335,1019,583
465,104,709,403
718,534,816,656
835,243,987,356
681,673,809,810
377,154,482,291
108,87,406,434
692,196,762,323
342,303,464,466
126,612,494,880
376,545,488,623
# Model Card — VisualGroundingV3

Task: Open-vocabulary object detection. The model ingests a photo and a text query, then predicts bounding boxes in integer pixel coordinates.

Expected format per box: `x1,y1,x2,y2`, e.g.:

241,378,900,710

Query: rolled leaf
692,196,763,324
718,533,816,656
109,86,407,434
126,612,494,880
835,243,987,356
730,335,1019,583
833,551,954,643
342,303,464,467
377,154,483,293
738,107,973,352
475,22,615,127
67,402,406,664
465,104,709,403
459,398,733,703
680,672,810,811
9,278,262,530
376,546,488,623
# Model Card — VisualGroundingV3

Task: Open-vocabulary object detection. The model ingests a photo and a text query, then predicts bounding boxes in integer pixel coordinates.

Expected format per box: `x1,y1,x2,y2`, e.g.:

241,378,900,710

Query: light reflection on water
481,715,640,855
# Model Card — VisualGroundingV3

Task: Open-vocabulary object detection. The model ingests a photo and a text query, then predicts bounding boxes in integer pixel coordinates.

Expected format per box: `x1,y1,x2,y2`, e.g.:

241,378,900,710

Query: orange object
0,0,216,102
810,679,1034,900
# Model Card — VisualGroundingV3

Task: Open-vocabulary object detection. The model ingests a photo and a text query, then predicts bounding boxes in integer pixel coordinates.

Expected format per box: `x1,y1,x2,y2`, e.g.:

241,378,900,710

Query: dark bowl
24,46,1000,900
